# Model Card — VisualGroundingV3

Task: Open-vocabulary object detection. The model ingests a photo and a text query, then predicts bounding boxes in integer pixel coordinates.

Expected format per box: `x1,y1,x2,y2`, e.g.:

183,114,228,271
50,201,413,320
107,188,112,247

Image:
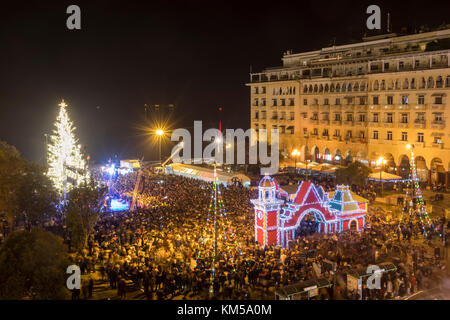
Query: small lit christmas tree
400,145,433,235
47,100,88,200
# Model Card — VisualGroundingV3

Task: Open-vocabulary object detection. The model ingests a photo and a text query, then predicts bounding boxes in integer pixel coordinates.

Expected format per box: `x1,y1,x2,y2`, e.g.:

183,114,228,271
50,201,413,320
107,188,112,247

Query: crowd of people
67,168,447,300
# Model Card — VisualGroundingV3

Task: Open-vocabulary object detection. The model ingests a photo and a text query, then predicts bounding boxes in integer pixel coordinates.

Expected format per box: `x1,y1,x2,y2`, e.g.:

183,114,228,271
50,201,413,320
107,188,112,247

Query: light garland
399,150,433,235
47,100,89,196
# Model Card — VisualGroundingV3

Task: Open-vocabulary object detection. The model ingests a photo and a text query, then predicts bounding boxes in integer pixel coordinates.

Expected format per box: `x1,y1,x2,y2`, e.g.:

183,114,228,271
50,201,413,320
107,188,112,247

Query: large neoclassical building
248,27,450,186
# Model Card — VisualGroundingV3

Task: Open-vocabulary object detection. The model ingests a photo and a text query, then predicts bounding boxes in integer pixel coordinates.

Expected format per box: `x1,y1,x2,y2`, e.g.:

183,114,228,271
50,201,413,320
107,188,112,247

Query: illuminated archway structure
251,175,368,248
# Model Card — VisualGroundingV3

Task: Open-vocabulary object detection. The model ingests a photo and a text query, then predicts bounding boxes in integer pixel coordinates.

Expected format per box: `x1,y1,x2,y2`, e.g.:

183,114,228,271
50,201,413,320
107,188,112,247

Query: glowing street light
292,149,300,175
155,129,165,164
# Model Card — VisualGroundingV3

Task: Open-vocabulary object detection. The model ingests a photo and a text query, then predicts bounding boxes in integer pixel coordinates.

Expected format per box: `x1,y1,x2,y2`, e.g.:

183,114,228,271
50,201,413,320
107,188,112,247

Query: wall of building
248,29,450,185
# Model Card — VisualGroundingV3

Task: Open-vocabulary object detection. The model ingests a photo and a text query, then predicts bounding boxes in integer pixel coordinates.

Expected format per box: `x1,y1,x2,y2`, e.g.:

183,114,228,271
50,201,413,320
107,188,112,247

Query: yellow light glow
156,129,164,136
291,149,300,157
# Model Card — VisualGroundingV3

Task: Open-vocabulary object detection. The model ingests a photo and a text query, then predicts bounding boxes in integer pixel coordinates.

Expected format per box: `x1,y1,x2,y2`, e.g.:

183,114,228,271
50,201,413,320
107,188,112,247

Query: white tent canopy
368,171,402,181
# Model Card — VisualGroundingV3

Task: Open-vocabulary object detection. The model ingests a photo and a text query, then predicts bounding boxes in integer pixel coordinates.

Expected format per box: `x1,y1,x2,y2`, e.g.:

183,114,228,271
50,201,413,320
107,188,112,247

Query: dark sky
0,0,449,163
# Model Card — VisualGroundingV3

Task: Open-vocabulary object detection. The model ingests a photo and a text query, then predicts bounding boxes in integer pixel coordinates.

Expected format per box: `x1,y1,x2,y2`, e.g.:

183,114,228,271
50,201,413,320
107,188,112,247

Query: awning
275,278,332,299
347,262,396,279
368,171,402,181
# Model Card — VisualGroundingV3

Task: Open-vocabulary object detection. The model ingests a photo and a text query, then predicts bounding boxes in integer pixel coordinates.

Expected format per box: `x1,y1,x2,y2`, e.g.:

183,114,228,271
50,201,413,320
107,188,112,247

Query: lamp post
156,129,164,164
292,149,300,176
304,133,310,181
376,156,387,197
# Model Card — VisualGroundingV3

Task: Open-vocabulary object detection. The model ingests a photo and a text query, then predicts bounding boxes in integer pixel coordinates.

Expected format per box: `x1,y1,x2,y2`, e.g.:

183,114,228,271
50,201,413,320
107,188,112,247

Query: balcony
431,105,445,111
355,121,367,127
431,120,445,130
383,122,394,128
413,104,428,111
432,143,444,149
382,105,396,111
368,121,379,127
344,105,355,111
398,122,409,128
414,119,426,129
397,105,410,111
332,120,342,125
343,120,354,126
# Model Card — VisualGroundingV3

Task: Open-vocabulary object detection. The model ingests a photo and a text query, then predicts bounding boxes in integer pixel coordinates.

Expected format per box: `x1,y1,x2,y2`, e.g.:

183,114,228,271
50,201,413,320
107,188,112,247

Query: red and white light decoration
251,175,368,248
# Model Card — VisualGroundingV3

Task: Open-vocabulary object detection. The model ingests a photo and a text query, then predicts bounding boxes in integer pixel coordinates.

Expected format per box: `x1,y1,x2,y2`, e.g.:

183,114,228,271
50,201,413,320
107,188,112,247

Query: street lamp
292,149,300,175
155,129,164,164
376,156,387,197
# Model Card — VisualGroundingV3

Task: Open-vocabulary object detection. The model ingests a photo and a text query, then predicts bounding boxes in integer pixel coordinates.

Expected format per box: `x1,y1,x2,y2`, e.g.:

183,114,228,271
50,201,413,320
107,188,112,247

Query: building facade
248,28,450,185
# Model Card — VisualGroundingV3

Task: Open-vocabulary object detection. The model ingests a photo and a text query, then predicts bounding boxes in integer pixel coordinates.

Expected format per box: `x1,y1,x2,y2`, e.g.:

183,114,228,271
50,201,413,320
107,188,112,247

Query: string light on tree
47,99,89,200
399,144,433,236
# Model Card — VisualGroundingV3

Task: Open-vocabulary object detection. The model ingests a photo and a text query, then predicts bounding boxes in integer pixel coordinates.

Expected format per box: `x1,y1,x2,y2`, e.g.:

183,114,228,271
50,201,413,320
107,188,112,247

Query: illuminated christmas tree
399,144,433,235
47,100,88,200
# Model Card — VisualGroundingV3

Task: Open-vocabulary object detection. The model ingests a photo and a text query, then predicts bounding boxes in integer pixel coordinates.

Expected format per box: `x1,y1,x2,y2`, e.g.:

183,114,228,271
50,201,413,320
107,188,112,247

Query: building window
418,132,424,142
261,111,266,119
324,98,329,105
335,98,341,105
401,132,408,141
346,131,352,138
290,112,295,120
401,95,409,104
373,113,379,122
262,87,266,94
346,113,353,121
303,99,307,105
434,137,442,144
334,129,340,137
386,113,393,123
434,113,443,121
387,96,393,105
281,99,286,106
303,128,308,135
418,95,425,105
435,96,443,104
359,114,366,122
255,111,259,119
417,113,425,121
272,99,277,106
313,128,318,135
387,131,392,140
323,129,329,136
373,130,379,139
335,113,341,121
302,112,307,120
373,96,379,105
253,99,258,106
312,113,318,120
313,98,318,105
401,113,408,123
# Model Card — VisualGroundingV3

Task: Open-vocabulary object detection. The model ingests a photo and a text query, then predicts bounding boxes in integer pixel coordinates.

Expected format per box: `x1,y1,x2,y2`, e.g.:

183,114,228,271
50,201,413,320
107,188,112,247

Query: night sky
1,0,449,163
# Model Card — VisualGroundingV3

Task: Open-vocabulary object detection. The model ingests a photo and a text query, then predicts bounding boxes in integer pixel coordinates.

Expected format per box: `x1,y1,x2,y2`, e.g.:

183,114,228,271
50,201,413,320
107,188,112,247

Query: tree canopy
0,141,58,230
335,161,371,187
0,228,70,299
